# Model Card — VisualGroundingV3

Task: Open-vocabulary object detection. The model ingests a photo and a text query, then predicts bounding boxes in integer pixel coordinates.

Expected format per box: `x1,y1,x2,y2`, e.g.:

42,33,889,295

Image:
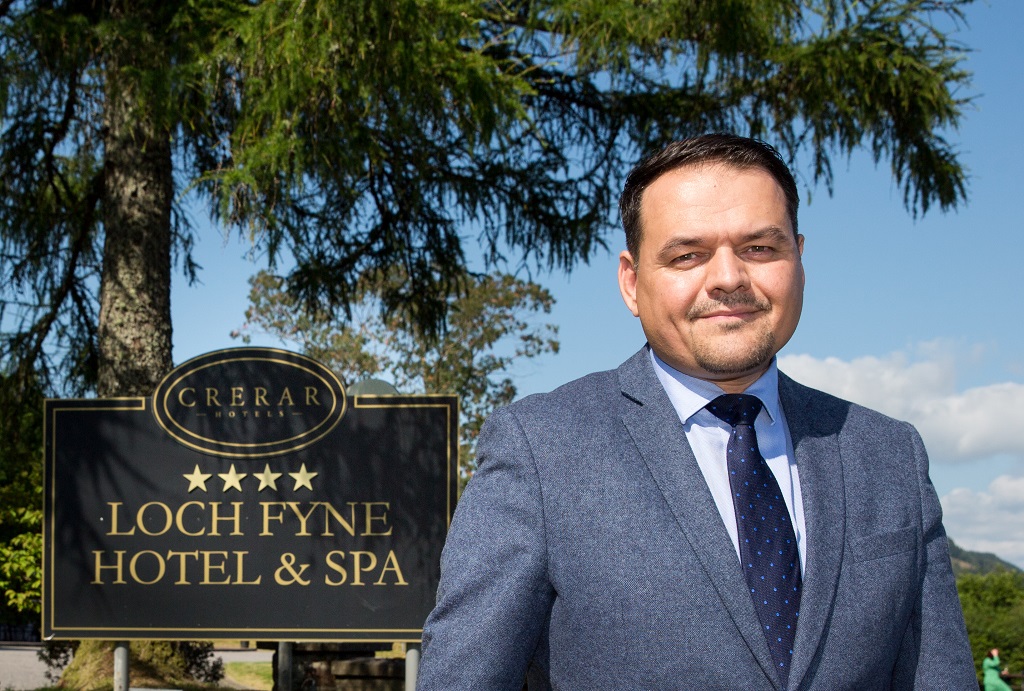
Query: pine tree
1,0,973,394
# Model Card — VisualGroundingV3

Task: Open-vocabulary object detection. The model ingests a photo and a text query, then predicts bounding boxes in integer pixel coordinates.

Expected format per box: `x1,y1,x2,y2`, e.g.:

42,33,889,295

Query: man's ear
618,251,640,317
797,233,806,288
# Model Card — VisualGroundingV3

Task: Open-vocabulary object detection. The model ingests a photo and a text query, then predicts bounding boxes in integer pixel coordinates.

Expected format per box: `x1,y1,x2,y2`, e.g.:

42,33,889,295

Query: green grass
223,661,273,691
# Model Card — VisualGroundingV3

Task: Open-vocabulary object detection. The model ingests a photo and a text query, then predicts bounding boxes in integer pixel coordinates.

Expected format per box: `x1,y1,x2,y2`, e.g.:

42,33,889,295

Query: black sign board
43,348,458,641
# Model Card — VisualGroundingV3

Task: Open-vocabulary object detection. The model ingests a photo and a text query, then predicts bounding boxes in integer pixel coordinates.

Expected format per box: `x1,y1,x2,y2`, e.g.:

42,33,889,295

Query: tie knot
705,393,763,427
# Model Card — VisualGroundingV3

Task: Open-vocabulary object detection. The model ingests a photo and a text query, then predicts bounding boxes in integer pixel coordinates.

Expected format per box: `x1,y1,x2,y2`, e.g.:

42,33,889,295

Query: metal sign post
277,642,293,691
113,641,129,691
405,643,420,689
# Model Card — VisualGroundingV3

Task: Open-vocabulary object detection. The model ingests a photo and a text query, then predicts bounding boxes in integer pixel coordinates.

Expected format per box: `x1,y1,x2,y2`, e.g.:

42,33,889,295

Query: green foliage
0,375,43,621
223,661,272,691
0,528,41,615
141,640,224,684
58,640,223,690
0,0,248,394
235,269,558,479
958,571,1024,681
1,0,975,394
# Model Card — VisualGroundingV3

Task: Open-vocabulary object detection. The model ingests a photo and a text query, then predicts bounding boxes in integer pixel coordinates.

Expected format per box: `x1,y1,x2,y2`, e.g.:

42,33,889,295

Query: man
418,134,976,689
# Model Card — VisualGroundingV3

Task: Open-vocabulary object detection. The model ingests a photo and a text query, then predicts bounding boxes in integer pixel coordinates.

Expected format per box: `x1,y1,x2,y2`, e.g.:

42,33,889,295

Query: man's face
618,163,805,392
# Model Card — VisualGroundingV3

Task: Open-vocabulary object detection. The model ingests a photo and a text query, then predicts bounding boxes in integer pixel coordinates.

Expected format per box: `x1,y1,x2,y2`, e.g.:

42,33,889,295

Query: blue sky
172,1,1024,566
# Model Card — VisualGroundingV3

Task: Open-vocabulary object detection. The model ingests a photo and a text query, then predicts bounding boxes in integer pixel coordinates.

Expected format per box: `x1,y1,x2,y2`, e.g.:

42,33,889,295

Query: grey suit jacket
419,348,976,690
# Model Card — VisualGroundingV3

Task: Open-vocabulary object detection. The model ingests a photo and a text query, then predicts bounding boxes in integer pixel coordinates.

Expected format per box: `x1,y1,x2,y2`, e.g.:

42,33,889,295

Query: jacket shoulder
779,371,912,425
498,368,623,425
778,370,920,451
496,346,654,425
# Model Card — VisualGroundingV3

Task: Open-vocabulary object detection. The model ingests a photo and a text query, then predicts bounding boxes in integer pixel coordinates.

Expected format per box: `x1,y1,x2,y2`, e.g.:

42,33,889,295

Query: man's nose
704,249,749,294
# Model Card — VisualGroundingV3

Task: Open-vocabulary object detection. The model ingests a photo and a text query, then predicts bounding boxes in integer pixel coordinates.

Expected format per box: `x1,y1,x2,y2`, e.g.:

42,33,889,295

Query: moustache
686,294,770,320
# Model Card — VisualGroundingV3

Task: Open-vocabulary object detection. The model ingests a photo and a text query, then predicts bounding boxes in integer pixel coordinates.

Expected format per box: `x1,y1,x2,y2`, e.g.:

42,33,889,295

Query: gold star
289,463,318,491
218,464,248,492
184,465,212,493
256,464,282,492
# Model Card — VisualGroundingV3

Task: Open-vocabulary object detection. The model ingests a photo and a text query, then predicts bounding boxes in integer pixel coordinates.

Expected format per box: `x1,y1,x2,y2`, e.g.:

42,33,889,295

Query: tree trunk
96,52,173,398
61,8,182,689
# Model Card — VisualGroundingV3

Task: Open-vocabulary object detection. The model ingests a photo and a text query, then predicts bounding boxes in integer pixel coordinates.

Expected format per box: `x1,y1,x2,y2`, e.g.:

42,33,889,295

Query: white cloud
776,344,1024,566
778,347,1024,465
941,477,1024,569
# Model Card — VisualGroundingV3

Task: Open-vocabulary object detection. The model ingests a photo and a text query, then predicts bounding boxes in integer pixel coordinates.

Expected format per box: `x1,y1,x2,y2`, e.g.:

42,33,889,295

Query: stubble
686,294,776,375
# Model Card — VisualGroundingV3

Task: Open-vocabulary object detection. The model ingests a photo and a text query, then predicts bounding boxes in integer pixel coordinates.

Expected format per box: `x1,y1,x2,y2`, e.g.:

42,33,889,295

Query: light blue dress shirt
650,350,807,572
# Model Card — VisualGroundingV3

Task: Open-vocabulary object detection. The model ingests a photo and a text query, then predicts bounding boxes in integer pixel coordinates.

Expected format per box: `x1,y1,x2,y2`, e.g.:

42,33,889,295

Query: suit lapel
617,349,781,689
779,374,847,690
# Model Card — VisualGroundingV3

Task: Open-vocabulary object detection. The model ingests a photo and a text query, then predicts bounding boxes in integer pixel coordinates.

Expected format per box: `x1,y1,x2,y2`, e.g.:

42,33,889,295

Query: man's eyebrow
655,236,704,256
654,225,793,257
744,225,793,243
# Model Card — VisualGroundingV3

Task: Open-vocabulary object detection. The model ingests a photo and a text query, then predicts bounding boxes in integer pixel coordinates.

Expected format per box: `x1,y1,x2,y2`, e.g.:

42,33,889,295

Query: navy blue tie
706,394,801,685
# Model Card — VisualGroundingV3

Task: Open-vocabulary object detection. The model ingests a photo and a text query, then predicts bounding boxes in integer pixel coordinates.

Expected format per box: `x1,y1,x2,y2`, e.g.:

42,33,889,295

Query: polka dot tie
706,394,801,686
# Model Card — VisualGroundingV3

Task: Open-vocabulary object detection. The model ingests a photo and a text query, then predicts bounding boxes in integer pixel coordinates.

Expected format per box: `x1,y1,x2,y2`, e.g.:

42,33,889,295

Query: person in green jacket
984,648,1013,691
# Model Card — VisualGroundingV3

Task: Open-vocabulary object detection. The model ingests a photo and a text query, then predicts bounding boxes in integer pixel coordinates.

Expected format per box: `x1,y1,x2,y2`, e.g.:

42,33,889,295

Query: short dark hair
619,134,799,260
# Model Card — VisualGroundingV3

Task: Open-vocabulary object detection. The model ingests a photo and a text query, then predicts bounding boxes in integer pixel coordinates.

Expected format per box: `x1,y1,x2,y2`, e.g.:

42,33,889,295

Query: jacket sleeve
891,424,977,689
417,406,554,690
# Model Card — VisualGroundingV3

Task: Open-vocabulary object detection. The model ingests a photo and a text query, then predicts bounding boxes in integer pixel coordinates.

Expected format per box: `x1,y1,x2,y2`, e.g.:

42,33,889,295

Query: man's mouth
688,298,769,321
698,308,759,319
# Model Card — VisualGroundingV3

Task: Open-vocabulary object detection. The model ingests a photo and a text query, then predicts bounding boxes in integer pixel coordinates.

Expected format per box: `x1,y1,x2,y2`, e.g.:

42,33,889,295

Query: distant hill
948,538,1021,578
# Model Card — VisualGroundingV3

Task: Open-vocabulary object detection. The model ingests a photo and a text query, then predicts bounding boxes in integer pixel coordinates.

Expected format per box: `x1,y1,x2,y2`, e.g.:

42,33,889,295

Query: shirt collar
649,348,782,425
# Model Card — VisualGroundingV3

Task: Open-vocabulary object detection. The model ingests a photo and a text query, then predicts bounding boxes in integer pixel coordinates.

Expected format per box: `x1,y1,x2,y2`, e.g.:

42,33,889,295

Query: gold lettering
137,502,173,537
166,550,200,585
362,502,392,536
107,502,136,536
260,502,287,536
305,387,320,405
175,501,206,537
255,387,269,407
92,550,127,584
287,502,318,536
319,502,357,537
274,553,311,585
201,550,231,584
206,388,221,406
349,551,377,586
324,551,348,586
277,388,294,406
177,387,196,407
231,387,245,406
375,551,408,585
129,550,166,585
257,502,397,538
234,551,262,585
209,502,244,536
